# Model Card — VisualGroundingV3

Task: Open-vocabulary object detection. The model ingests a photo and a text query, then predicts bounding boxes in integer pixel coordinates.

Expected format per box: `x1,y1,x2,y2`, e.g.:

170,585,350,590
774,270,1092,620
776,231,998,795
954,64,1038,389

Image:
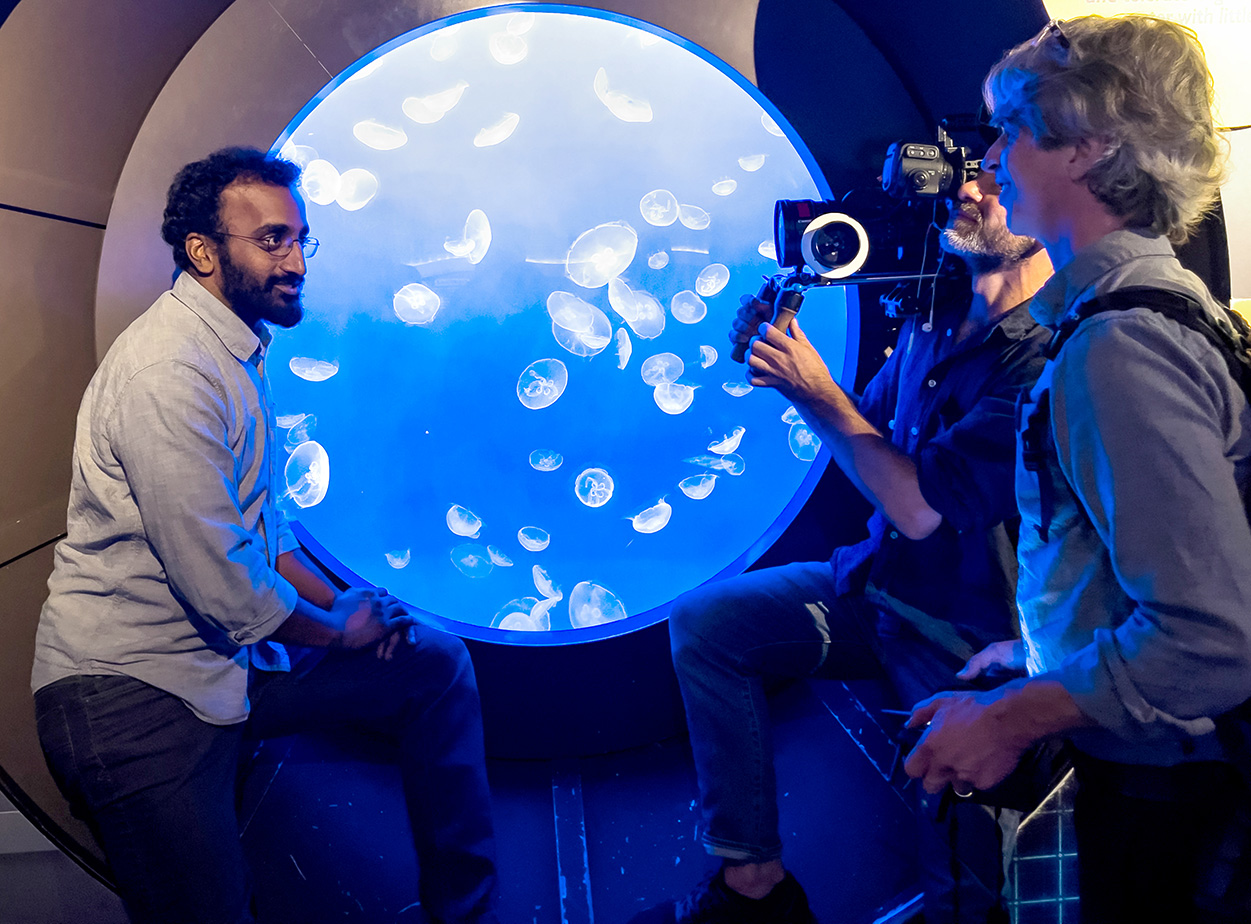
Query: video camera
731,122,985,362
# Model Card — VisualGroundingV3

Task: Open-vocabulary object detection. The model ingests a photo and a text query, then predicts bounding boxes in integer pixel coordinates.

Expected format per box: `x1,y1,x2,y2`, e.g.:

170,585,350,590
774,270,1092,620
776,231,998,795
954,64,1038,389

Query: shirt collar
1031,227,1174,328
171,272,270,363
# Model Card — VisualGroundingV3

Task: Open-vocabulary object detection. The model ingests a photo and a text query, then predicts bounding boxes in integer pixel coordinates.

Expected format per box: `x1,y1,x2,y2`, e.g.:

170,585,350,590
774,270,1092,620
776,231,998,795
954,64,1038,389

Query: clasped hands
332,586,417,660
730,295,834,403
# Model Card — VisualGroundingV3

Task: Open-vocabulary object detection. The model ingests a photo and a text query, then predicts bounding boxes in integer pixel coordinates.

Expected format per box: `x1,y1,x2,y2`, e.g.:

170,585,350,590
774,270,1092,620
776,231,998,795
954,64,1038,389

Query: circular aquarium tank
269,4,850,642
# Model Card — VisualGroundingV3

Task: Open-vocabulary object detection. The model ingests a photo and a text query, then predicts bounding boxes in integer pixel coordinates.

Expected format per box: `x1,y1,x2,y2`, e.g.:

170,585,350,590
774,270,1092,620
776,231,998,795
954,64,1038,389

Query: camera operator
630,169,1052,924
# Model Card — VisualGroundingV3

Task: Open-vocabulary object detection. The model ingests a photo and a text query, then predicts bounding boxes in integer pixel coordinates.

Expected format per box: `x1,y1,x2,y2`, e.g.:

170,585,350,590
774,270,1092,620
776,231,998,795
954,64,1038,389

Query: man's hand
745,317,837,406
903,688,1031,795
728,294,772,351
957,639,1026,681
331,587,413,650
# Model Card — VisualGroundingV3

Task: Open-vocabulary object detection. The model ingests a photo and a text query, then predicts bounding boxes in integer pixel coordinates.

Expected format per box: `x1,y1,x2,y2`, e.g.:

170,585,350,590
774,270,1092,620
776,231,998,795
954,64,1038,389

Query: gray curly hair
983,14,1226,244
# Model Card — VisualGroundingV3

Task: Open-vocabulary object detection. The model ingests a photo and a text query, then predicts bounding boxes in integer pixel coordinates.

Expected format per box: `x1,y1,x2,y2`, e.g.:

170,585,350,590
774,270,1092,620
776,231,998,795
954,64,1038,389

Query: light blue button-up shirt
33,273,300,725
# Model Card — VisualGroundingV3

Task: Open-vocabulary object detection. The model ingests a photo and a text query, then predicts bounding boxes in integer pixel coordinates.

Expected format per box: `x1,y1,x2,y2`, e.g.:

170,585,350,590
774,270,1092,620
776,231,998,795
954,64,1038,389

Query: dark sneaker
628,869,817,924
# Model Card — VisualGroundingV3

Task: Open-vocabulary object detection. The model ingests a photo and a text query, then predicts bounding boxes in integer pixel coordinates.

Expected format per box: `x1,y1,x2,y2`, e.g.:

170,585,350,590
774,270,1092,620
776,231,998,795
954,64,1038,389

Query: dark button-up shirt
830,297,1049,639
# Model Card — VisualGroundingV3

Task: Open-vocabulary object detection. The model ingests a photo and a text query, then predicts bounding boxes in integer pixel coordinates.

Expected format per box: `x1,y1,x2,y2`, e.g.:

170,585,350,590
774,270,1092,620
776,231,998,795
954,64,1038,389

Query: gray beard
941,211,1037,275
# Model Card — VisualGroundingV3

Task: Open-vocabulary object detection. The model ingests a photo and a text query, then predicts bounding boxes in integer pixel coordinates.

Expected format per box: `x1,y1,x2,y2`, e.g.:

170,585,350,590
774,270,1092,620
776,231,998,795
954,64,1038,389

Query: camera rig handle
732,276,806,363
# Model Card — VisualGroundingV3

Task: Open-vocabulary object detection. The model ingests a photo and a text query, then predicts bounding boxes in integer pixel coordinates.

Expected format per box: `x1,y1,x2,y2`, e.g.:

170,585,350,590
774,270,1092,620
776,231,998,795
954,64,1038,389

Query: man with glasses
32,148,501,924
905,16,1251,922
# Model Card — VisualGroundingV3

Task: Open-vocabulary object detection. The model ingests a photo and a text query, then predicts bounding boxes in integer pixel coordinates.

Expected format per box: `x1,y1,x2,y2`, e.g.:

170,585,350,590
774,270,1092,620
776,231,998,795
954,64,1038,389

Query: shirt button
910,427,919,436
887,418,895,430
890,531,899,539
921,322,932,332
946,328,953,337
927,379,937,388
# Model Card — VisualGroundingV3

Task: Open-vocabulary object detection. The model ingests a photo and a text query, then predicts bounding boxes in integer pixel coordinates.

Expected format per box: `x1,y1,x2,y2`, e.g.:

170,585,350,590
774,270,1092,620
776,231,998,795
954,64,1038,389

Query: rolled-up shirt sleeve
111,360,297,646
1050,315,1251,736
917,340,1047,533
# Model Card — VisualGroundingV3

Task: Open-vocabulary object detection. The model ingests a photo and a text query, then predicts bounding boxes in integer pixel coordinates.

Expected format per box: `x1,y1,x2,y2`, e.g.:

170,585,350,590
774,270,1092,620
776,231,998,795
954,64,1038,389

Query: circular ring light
268,4,848,643
799,212,870,279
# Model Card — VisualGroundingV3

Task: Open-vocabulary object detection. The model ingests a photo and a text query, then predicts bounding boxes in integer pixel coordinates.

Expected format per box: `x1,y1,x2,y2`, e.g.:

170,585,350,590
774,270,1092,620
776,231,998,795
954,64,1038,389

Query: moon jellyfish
626,291,665,339
654,382,696,415
575,468,615,508
616,329,632,369
489,30,528,64
569,581,627,628
385,549,411,569
679,473,718,500
547,290,596,332
607,278,640,322
782,406,803,424
630,498,672,534
722,381,753,397
507,10,535,33
640,352,683,386
474,112,520,147
648,251,670,269
402,80,469,124
336,169,379,211
495,596,540,630
700,345,718,368
278,141,318,168
639,189,679,227
487,546,514,567
393,282,441,325
550,308,611,357
761,112,785,137
276,412,306,429
685,453,745,475
565,221,638,288
517,526,551,551
678,204,711,231
712,179,738,197
352,119,408,151
285,440,330,508
671,290,708,324
444,209,491,264
708,426,746,454
499,601,551,632
529,449,564,471
451,543,494,578
289,357,339,381
738,153,767,172
516,358,568,410
758,239,778,261
283,413,316,451
429,24,461,61
788,423,821,461
300,159,341,206
533,564,561,599
446,504,484,538
695,264,730,297
593,67,654,123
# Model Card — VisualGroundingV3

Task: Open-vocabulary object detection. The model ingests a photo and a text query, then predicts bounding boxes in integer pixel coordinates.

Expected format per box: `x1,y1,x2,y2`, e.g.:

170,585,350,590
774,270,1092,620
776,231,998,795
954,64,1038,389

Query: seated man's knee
669,584,734,667
408,627,477,696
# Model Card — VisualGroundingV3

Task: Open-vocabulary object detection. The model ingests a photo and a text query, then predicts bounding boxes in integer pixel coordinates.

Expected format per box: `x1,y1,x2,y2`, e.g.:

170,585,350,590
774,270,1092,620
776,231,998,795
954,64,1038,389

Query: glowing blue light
269,6,846,638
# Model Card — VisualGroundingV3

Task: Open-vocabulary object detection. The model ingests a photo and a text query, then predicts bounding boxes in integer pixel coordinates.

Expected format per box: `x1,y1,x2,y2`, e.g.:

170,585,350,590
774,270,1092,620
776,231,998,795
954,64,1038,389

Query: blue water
268,6,849,638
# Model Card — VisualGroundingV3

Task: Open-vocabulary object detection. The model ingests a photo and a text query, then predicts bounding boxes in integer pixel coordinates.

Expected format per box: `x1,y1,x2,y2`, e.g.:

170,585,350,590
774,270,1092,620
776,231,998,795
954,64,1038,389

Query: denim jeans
669,560,1014,924
36,624,499,924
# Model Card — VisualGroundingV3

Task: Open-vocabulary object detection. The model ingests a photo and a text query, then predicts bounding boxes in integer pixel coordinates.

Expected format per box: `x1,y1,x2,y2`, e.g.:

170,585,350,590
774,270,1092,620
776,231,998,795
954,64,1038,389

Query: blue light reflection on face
269,6,847,637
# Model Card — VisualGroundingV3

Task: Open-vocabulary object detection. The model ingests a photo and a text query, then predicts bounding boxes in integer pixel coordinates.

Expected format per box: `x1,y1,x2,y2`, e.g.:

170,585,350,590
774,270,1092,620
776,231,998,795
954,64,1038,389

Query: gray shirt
32,273,300,725
1017,228,1251,764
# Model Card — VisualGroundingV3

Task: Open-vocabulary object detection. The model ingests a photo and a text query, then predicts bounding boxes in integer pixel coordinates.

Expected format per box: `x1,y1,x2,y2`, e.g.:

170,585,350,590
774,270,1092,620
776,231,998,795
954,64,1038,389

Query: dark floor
0,678,1076,924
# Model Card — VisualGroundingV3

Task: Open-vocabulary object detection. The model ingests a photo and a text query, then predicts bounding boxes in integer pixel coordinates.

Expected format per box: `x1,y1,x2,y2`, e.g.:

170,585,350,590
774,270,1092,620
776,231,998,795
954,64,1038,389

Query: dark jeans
1073,753,1251,924
35,625,499,924
669,560,1014,924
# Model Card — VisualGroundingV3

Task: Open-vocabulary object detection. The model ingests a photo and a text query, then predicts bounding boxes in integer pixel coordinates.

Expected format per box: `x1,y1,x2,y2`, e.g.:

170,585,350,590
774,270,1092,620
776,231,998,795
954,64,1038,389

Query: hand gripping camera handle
732,277,783,364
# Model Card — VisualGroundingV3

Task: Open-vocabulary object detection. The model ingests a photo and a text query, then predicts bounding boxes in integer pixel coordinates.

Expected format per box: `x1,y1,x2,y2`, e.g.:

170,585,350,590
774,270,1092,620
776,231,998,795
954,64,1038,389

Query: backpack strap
1045,286,1251,400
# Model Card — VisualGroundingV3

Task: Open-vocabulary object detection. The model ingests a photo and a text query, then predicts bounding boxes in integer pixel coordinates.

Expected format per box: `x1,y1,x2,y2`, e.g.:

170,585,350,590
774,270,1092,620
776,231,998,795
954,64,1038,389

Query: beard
219,249,304,329
940,203,1038,275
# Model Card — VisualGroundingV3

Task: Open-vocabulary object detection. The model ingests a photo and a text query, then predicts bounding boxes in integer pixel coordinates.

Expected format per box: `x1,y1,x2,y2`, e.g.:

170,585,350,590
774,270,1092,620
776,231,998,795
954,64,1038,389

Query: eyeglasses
219,232,319,259
1032,19,1071,55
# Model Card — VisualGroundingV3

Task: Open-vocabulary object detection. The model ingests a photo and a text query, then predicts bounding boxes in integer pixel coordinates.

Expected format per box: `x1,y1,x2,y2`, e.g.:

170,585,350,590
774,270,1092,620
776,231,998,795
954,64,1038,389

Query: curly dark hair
161,147,301,271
